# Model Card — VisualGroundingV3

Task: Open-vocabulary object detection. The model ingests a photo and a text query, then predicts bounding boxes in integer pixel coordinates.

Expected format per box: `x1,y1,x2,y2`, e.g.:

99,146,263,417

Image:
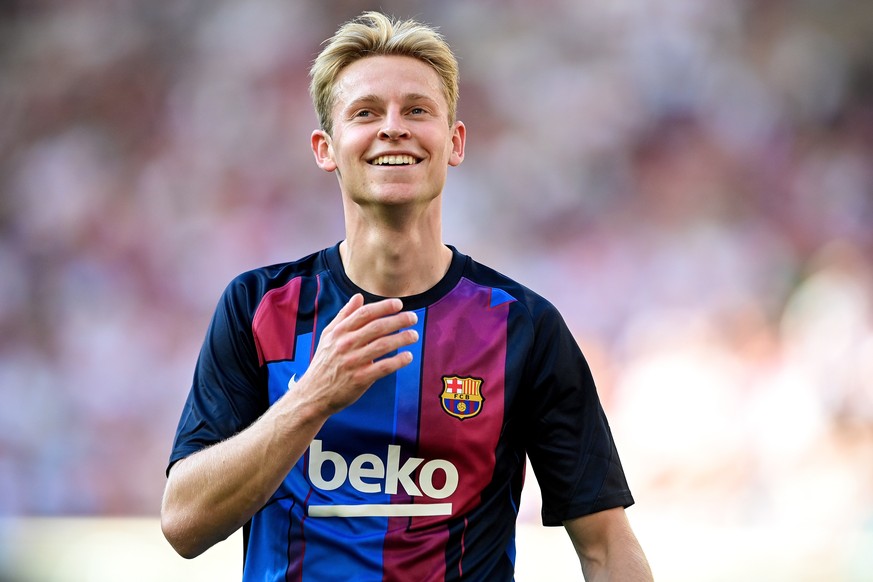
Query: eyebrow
345,93,440,110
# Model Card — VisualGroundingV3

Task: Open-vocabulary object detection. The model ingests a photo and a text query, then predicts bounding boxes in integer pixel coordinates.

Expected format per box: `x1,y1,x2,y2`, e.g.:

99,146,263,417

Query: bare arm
564,507,653,582
161,294,418,558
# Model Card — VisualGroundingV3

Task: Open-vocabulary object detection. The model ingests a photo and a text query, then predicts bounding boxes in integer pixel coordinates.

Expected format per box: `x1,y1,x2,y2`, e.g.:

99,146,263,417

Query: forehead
333,55,447,109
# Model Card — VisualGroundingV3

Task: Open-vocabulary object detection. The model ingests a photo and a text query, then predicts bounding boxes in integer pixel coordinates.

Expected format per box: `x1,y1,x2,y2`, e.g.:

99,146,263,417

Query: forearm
161,393,327,558
565,508,653,582
579,537,652,582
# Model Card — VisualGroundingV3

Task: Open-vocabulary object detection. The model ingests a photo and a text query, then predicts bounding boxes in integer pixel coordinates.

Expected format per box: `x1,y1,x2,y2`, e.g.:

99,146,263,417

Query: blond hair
309,11,459,135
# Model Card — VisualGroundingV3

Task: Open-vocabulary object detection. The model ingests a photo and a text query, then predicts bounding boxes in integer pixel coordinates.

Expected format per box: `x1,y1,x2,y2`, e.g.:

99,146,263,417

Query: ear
448,121,466,167
311,130,337,172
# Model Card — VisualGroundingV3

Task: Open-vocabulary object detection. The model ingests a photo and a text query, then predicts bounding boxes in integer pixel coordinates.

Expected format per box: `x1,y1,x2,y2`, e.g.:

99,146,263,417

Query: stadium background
1,0,872,580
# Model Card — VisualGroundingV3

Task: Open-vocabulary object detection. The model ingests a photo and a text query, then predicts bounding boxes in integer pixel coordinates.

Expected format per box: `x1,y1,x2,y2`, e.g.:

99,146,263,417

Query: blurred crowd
1,0,872,540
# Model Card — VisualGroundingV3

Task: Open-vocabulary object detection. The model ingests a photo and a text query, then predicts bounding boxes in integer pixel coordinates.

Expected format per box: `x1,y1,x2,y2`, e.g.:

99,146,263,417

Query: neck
340,204,451,298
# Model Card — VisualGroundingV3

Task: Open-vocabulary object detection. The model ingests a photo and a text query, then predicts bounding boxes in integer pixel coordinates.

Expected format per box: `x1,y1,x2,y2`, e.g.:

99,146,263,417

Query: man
162,11,653,581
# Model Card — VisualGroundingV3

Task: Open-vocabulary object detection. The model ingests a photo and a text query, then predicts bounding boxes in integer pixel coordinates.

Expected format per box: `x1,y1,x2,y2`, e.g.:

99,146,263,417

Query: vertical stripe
382,279,512,580
459,516,468,578
285,492,307,582
381,307,435,581
392,307,425,447
420,278,509,515
310,274,320,360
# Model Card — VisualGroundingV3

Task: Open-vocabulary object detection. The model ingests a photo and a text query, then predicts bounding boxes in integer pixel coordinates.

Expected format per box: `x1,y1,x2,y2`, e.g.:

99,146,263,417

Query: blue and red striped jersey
169,243,633,581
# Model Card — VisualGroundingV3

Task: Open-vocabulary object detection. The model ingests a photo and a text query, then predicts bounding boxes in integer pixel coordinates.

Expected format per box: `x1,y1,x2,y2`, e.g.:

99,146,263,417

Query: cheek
336,134,368,160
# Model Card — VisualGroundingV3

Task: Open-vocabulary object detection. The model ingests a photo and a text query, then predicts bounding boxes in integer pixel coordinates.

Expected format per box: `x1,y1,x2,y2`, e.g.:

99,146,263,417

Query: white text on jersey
306,439,458,517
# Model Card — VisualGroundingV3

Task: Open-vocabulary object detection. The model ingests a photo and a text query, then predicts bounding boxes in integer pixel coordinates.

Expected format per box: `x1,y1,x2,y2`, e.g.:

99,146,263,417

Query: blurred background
1,0,872,580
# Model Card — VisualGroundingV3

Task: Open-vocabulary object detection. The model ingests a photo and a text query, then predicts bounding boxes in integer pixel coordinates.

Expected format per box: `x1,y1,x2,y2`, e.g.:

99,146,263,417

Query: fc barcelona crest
440,376,484,420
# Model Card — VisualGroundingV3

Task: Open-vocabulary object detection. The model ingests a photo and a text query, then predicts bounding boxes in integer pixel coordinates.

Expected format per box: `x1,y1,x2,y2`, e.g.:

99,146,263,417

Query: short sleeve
521,303,634,525
167,274,268,474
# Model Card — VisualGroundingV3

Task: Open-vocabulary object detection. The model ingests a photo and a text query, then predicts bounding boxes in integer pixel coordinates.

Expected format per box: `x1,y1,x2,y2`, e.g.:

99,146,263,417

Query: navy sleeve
522,301,634,526
167,273,269,474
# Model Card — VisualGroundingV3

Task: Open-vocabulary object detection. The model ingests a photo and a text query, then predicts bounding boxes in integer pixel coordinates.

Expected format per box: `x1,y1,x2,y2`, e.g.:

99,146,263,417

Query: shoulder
224,248,329,299
461,253,563,325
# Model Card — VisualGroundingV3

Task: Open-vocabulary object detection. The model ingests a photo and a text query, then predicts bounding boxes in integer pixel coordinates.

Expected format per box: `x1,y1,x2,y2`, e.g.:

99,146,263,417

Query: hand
292,294,418,415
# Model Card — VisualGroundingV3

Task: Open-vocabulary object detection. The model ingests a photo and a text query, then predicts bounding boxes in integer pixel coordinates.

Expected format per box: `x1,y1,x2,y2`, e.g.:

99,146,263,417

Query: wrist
274,377,333,432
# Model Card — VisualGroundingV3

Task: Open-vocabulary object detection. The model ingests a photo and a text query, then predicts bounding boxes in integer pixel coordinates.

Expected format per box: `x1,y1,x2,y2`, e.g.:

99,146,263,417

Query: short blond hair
309,11,459,135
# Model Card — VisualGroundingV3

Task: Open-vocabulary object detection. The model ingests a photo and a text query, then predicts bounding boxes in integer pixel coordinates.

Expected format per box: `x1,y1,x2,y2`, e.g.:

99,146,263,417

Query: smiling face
311,55,465,209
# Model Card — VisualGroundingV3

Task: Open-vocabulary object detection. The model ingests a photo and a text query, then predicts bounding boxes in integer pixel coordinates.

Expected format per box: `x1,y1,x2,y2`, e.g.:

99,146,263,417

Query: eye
355,110,372,118
410,107,426,115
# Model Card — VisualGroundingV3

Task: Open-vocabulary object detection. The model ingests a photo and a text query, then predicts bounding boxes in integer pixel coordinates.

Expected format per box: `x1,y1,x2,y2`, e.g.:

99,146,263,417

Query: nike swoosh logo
288,374,298,390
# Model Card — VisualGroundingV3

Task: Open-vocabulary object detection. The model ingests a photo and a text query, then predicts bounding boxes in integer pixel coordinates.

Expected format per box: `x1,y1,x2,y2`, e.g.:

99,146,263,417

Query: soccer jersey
169,243,633,581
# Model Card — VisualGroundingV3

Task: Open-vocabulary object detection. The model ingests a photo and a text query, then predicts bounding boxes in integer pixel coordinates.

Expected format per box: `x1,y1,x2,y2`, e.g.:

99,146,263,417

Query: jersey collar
325,242,467,311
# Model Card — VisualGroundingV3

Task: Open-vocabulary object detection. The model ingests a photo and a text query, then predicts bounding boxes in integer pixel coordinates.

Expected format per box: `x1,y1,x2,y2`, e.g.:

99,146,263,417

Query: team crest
440,376,484,420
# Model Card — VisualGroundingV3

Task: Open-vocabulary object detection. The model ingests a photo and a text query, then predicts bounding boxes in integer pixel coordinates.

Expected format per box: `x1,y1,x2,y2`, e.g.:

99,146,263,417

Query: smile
369,155,421,166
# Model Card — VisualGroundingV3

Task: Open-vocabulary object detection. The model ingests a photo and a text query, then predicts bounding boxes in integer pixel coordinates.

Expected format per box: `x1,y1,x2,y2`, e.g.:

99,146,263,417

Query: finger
361,350,415,384
327,293,365,330
358,328,419,363
340,297,404,332
355,310,418,346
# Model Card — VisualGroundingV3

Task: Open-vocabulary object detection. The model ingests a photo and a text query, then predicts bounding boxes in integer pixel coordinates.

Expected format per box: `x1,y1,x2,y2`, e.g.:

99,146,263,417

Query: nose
378,110,410,140
379,127,409,140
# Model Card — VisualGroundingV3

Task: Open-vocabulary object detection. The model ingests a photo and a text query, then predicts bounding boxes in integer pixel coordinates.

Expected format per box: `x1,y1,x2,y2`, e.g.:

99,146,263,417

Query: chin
360,187,440,206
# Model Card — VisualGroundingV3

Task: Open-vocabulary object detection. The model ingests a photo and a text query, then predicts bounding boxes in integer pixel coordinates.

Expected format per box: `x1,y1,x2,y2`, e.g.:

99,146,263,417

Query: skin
162,54,653,581
565,508,654,581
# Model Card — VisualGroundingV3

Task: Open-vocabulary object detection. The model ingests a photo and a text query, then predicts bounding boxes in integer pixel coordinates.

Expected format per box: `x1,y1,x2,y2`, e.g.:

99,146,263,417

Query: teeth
372,155,417,166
